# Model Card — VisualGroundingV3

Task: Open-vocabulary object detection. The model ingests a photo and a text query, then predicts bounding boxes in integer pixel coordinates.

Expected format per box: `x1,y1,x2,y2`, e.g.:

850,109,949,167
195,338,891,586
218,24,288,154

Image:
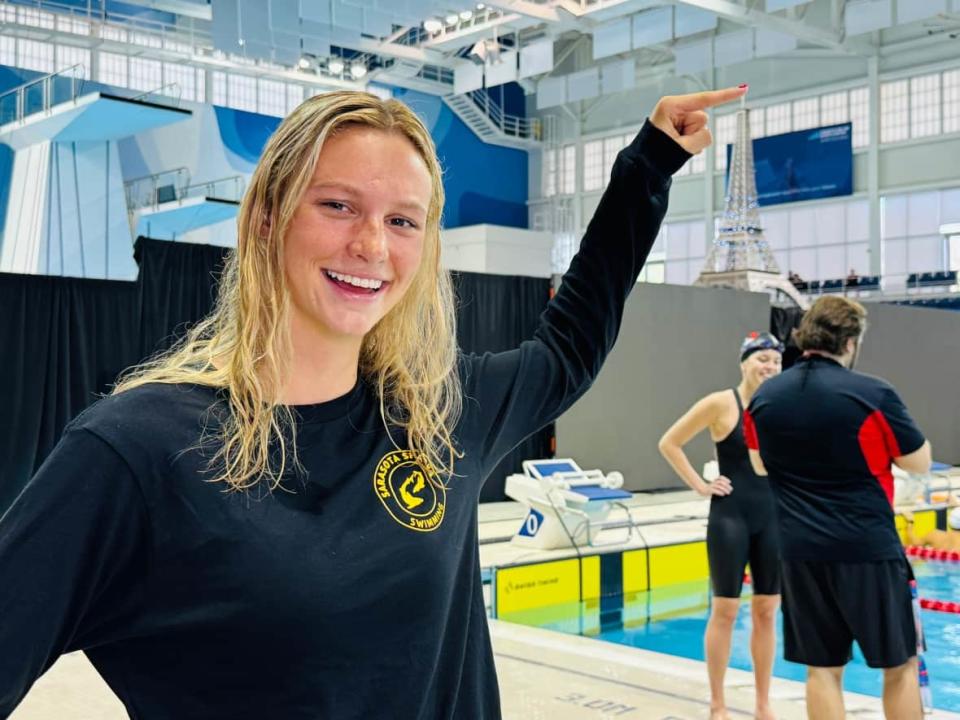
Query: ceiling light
460,10,473,21
297,55,312,70
476,3,485,9
350,62,368,79
423,17,443,33
327,57,344,74
445,13,459,25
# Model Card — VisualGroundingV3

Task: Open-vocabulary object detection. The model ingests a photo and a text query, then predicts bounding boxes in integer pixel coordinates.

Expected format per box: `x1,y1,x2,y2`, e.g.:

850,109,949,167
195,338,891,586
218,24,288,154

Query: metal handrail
465,89,541,140
125,171,245,211
130,82,183,105
180,175,245,204
0,62,86,124
124,168,191,211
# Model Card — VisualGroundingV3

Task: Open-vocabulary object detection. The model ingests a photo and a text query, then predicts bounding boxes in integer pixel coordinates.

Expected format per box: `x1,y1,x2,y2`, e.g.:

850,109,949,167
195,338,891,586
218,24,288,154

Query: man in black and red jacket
744,296,930,720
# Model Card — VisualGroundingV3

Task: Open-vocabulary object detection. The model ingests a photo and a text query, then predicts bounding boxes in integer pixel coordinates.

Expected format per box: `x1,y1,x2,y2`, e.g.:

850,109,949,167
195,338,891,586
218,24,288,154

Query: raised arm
462,88,749,475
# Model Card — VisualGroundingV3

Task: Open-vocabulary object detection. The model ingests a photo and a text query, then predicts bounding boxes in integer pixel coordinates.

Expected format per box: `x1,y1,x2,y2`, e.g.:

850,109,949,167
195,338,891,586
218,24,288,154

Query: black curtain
0,239,550,511
134,237,229,358
452,272,553,502
770,305,805,369
0,274,139,512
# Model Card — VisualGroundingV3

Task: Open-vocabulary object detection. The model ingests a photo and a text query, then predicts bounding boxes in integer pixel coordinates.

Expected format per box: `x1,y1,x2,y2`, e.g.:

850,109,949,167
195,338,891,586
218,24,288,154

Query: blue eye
321,201,348,211
390,217,418,229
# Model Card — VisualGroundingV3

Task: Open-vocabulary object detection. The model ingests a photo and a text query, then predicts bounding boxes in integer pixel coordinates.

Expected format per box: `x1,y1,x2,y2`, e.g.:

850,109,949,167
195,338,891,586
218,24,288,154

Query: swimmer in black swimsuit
659,332,784,720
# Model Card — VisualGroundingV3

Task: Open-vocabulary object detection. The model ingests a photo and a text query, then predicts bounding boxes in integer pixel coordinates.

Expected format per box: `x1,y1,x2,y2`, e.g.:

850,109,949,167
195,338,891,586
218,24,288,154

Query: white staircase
443,91,541,150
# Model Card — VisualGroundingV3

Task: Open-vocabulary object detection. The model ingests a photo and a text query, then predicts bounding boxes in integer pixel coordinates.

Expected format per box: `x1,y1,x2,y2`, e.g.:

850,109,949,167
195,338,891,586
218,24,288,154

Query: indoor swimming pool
502,559,960,712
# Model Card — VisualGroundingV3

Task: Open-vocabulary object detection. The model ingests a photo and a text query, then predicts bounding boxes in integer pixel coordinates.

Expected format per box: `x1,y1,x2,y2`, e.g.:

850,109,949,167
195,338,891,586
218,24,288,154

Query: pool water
504,560,960,712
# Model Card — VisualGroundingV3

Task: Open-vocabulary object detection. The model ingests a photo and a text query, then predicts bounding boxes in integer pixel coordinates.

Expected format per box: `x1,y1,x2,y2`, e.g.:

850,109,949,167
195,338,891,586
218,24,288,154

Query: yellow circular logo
373,450,446,532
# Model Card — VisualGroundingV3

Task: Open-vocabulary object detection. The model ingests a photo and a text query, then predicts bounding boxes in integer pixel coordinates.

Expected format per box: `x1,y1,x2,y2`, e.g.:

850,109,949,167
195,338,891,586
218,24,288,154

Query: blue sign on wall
726,122,853,206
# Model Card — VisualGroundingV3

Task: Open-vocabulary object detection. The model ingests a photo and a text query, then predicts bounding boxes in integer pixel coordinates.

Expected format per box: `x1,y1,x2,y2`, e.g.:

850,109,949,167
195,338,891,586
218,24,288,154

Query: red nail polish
738,83,748,89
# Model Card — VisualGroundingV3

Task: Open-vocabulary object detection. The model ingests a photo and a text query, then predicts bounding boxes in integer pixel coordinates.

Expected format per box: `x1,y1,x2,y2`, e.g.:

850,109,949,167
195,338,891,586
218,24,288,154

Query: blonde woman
0,86,745,718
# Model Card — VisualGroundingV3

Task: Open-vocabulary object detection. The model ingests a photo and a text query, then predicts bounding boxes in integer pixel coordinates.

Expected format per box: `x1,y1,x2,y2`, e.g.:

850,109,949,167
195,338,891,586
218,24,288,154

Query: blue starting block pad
575,486,633,501
529,460,578,477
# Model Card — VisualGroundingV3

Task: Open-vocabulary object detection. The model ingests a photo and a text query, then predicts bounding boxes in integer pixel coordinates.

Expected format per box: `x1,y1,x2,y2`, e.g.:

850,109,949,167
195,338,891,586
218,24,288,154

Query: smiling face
741,349,782,387
282,126,434,345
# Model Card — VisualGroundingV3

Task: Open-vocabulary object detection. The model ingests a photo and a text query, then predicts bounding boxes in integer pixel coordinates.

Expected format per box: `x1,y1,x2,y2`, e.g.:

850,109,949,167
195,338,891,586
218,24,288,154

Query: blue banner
726,122,853,206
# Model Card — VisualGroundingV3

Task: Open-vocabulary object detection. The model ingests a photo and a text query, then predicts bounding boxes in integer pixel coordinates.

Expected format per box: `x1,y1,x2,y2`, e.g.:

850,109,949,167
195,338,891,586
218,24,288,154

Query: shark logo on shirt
373,451,446,532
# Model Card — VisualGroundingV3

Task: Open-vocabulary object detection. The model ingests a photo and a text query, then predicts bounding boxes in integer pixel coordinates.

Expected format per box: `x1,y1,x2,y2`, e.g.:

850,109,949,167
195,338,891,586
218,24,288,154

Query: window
212,71,227,106
820,90,848,126
163,63,197,102
286,84,304,114
227,74,257,112
100,26,128,43
944,69,960,134
128,57,162,92
196,70,206,103
950,234,960,273
56,16,90,35
602,134,627,179
257,79,286,117
543,148,556,198
130,31,162,49
97,51,127,88
18,7,55,29
560,144,576,195
792,97,819,130
909,73,940,138
55,45,90,79
749,107,765,139
849,87,869,148
638,256,665,283
691,152,706,174
17,39,54,74
714,113,737,170
880,79,909,143
765,102,791,135
0,36,14,67
582,139,603,191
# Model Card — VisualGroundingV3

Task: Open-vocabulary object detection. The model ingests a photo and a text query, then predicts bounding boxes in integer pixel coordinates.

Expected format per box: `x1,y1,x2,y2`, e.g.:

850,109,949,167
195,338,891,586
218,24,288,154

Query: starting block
504,458,634,549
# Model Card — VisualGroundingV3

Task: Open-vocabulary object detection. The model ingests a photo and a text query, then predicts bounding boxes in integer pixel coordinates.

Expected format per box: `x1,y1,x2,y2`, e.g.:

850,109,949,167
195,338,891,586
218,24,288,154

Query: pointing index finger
678,85,748,111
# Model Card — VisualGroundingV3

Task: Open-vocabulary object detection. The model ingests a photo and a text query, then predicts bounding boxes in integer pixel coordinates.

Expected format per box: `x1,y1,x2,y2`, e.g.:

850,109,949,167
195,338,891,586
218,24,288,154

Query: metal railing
465,89,542,140
790,271,960,301
181,176,245,205
130,82,183,108
125,169,245,211
1,0,204,56
0,63,86,126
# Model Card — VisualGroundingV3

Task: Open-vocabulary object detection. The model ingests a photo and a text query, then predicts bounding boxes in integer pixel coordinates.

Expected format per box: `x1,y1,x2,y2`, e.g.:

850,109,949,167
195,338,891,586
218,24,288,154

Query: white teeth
326,270,383,290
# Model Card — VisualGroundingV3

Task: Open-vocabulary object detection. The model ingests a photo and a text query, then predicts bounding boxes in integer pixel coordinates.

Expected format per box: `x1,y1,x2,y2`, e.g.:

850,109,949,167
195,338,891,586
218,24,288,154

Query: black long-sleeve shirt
0,121,688,719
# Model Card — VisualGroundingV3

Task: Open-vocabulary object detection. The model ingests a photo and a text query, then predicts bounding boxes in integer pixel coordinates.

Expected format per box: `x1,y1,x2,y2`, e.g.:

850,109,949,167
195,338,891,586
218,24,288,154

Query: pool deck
14,623,960,719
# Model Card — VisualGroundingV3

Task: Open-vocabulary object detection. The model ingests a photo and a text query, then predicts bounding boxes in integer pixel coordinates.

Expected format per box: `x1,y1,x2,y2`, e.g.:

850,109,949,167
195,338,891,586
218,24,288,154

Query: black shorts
781,557,917,668
707,503,781,598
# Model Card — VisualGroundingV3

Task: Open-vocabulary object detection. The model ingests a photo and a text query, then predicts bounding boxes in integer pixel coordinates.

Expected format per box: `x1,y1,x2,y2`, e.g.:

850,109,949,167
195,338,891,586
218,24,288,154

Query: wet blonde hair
114,91,461,490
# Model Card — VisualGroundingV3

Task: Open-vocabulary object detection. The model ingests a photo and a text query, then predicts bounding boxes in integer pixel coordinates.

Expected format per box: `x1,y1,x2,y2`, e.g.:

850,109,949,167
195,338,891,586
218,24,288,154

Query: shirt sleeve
0,427,150,715
743,407,760,451
459,120,690,474
877,385,926,458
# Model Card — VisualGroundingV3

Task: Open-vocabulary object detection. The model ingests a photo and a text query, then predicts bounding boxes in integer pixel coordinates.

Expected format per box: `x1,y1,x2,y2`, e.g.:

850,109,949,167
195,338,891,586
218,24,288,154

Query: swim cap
949,507,960,531
740,332,785,362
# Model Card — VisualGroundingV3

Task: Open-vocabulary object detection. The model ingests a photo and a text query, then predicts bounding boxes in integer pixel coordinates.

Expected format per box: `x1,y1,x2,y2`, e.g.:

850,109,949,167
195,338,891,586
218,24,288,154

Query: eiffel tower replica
695,99,808,309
